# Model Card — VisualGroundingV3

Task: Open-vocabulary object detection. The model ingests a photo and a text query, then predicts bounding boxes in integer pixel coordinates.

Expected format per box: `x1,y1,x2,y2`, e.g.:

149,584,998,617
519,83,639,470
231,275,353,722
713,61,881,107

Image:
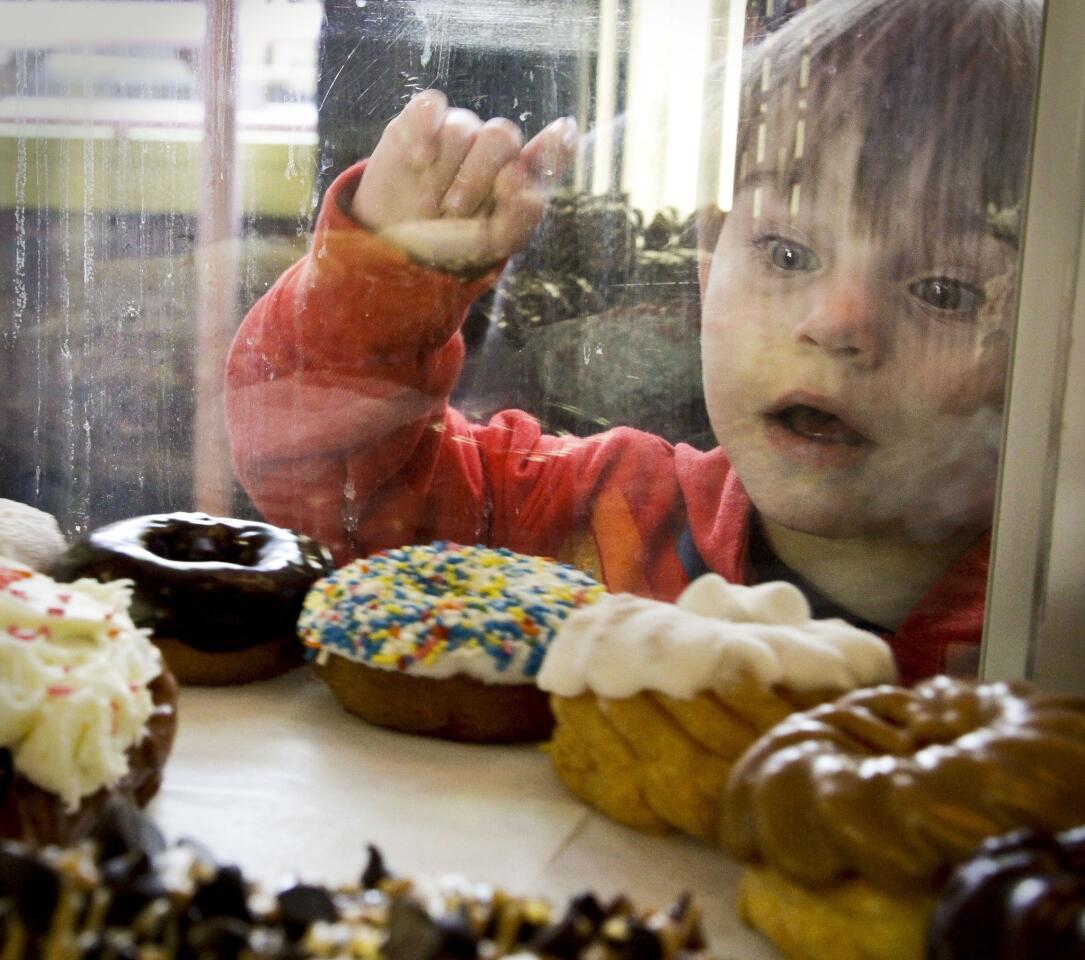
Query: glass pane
2,0,1041,681
983,0,1085,692
315,0,720,446
1,0,1047,680
1,2,1072,957
0,0,321,533
237,0,1043,685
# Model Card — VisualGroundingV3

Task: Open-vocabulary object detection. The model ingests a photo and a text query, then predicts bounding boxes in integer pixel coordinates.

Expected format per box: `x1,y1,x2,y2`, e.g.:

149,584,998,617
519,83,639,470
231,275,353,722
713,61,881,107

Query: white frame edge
983,0,1085,690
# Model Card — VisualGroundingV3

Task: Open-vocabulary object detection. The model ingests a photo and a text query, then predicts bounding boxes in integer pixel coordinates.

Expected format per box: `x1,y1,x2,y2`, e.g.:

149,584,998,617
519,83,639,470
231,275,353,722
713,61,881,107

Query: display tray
151,667,780,959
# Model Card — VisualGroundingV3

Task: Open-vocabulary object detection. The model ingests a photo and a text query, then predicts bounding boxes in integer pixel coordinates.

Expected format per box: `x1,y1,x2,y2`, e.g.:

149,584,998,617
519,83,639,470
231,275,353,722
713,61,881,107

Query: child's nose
794,283,886,369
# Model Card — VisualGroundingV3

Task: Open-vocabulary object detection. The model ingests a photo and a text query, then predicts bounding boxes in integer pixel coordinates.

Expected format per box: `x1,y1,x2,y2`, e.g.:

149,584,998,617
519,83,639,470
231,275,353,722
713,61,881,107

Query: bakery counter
151,668,780,959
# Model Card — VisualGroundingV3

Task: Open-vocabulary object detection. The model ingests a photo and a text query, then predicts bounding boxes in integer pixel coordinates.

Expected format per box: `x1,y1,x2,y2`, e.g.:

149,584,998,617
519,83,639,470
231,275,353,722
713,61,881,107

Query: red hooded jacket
225,162,990,684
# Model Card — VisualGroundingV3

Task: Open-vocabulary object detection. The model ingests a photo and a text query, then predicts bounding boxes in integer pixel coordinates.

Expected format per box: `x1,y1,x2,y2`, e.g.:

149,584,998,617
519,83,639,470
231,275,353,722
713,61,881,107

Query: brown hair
733,0,1042,244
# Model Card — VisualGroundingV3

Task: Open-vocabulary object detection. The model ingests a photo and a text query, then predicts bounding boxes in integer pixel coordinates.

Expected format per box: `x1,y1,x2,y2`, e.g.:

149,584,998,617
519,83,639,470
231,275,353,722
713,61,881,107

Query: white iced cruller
677,572,811,625
537,574,897,700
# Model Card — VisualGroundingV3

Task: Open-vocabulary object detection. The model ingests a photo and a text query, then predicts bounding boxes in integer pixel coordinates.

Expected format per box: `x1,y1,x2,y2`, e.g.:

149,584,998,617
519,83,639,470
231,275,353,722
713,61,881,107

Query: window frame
983,0,1085,693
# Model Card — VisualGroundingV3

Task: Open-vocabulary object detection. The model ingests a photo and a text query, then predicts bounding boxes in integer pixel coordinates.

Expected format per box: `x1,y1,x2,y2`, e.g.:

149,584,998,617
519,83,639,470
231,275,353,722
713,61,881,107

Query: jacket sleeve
224,161,681,577
224,160,501,560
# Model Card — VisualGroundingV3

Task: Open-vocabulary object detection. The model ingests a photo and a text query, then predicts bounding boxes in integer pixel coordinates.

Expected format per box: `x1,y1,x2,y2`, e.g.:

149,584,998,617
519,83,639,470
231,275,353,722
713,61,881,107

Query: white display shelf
150,668,779,960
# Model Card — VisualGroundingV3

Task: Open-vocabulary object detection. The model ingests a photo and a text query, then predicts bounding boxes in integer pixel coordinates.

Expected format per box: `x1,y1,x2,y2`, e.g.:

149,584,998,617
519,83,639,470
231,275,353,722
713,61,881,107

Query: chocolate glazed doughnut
51,513,333,685
926,827,1085,960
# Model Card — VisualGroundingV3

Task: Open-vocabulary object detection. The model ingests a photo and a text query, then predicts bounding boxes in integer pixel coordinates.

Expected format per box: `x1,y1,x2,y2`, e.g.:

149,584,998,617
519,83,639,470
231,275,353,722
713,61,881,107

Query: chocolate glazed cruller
50,513,333,683
718,676,1085,893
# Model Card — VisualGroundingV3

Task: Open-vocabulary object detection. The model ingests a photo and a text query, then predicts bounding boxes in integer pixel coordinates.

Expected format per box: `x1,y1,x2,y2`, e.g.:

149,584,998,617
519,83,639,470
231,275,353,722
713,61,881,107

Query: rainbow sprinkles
298,542,605,684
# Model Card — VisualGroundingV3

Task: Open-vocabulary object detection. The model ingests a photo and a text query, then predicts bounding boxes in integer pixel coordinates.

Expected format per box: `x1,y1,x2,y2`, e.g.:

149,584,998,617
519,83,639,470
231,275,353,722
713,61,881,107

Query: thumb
379,218,499,272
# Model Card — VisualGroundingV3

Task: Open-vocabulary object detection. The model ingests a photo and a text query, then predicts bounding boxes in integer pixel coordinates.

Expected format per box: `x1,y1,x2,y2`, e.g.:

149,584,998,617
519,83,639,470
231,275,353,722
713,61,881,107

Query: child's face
701,123,1018,542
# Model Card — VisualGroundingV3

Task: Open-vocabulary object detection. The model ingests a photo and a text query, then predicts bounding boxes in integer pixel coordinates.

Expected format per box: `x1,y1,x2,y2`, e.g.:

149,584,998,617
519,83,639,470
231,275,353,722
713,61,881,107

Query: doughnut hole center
144,525,263,566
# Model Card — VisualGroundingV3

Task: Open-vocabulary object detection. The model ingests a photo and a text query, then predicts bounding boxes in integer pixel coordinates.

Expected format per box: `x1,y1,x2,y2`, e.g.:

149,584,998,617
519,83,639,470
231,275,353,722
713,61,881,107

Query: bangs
735,0,1042,241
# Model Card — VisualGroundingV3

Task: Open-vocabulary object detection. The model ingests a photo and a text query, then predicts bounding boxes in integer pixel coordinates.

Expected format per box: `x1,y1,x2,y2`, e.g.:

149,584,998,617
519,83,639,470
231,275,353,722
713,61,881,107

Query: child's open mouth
770,404,869,447
762,399,874,468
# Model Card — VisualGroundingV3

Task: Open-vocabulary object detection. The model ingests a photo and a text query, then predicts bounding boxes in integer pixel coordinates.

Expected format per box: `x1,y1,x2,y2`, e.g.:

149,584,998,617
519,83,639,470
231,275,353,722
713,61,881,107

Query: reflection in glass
1,0,321,529
2,0,1045,685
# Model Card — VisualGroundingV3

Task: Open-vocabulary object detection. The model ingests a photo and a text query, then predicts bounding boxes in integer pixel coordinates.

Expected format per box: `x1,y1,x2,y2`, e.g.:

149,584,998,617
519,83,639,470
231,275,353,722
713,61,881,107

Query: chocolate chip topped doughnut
0,799,715,960
51,512,333,685
719,676,1085,893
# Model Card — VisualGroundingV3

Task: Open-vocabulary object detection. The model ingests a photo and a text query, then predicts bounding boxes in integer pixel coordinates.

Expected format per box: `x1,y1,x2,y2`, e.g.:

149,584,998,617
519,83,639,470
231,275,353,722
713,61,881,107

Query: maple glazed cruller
717,676,1085,960
51,512,333,685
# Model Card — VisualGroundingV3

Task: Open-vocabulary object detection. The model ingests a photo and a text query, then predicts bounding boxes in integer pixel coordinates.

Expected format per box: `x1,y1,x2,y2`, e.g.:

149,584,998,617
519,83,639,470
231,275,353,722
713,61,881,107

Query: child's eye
755,235,821,273
909,277,985,313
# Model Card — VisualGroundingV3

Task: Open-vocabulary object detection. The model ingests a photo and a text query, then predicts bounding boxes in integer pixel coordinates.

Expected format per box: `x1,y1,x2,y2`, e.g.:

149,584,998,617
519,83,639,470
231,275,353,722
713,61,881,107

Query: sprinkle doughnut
299,541,605,742
50,513,333,686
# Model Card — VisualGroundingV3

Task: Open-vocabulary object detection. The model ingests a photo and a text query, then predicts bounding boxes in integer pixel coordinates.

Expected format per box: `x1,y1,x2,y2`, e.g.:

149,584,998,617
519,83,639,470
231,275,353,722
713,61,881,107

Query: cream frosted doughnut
0,556,177,844
299,542,605,742
538,575,897,700
536,574,897,841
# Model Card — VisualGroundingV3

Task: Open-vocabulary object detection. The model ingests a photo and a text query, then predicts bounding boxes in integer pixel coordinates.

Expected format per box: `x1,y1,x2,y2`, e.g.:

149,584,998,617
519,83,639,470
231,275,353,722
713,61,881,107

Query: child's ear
694,205,725,296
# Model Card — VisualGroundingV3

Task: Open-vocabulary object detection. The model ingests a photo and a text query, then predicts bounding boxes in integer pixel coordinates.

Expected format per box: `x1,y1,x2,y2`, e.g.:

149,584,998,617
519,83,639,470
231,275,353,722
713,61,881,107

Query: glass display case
1,0,1083,956
3,0,1079,685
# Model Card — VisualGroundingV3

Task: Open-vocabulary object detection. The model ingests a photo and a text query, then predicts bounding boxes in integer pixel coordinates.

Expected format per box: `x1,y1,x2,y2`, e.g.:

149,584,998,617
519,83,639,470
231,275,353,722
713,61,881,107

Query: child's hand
351,89,577,272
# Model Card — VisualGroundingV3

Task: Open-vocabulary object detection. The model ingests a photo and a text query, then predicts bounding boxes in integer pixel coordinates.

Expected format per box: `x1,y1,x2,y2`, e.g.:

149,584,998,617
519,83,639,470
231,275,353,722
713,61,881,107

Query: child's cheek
700,305,773,398
899,316,1009,419
699,282,743,369
698,323,731,409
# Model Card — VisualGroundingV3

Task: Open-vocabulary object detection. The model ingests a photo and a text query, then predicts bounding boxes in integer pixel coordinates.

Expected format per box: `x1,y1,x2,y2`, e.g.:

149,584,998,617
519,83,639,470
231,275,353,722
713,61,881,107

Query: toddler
226,0,1042,683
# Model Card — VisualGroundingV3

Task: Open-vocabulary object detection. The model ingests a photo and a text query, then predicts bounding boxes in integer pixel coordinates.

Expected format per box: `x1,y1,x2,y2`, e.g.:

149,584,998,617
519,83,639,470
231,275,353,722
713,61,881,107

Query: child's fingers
521,116,578,189
386,88,448,170
440,118,524,218
424,107,484,209
354,90,449,230
377,163,544,268
486,161,548,257
367,113,567,269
